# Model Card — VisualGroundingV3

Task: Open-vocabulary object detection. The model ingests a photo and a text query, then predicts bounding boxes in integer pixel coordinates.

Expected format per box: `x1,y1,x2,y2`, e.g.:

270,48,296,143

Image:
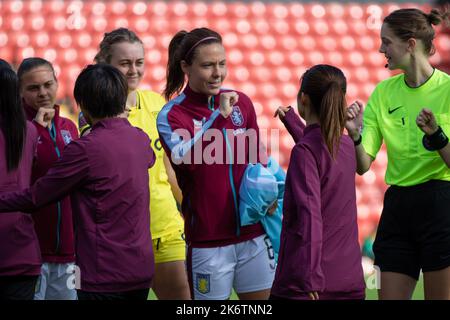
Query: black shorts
0,276,38,300
373,180,450,280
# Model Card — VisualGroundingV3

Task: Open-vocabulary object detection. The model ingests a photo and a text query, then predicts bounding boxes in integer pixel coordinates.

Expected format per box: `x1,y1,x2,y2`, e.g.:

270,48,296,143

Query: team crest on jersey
61,130,73,145
231,106,244,127
196,273,210,294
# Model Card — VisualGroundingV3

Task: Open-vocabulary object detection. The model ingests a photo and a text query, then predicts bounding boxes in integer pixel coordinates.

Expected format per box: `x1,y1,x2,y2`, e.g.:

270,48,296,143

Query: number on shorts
263,235,275,261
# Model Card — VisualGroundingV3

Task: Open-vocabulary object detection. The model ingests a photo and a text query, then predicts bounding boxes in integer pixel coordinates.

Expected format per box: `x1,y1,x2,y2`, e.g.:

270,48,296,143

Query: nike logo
388,106,403,114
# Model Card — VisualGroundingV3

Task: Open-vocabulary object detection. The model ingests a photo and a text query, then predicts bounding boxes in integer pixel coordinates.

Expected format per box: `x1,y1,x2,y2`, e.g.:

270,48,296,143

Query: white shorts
34,262,77,300
190,234,276,300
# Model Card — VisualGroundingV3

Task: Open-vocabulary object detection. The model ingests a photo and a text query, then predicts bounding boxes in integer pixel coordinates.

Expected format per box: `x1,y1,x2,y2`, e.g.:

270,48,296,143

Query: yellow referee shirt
362,69,450,186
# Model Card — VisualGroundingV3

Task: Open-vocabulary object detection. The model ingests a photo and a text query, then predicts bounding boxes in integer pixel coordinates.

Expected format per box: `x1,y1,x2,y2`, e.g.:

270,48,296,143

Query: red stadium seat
210,1,227,17
267,51,285,66
128,1,149,17
266,3,289,20
227,48,243,66
298,35,316,51
317,36,337,52
42,0,66,15
168,1,189,18
187,1,209,17
90,16,108,33
23,0,44,14
3,0,25,15
230,2,251,19
0,47,14,64
324,51,344,67
31,31,50,48
287,3,305,19
249,1,266,18
85,1,106,16
326,3,345,19
287,52,305,67
107,0,127,16
275,67,294,83
310,3,327,19
279,35,298,51
241,34,258,49
250,19,270,36
11,31,30,48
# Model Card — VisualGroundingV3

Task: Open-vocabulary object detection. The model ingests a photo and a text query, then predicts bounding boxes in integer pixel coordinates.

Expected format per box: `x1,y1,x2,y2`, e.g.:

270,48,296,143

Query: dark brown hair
17,57,57,86
163,27,222,101
95,28,143,64
299,64,347,158
0,59,27,172
384,8,450,55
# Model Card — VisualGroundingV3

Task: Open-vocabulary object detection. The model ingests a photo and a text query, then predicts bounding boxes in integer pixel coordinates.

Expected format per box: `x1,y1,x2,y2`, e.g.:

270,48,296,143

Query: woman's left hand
308,292,319,300
416,108,439,135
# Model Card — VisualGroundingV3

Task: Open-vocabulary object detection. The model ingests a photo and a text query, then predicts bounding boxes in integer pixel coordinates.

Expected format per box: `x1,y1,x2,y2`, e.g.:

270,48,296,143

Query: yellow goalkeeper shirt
128,90,184,238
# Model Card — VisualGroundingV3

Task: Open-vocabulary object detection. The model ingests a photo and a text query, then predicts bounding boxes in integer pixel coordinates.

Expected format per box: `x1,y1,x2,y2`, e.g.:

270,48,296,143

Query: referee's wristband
352,134,362,146
422,126,449,151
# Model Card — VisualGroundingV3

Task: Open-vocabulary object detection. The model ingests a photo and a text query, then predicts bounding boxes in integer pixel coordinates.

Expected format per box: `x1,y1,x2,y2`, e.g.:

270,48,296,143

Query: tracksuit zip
49,122,62,254
222,128,240,237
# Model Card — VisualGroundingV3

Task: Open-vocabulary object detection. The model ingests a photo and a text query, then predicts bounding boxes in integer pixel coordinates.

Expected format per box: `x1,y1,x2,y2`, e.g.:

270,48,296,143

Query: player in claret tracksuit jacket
157,27,276,300
17,58,78,300
0,64,156,301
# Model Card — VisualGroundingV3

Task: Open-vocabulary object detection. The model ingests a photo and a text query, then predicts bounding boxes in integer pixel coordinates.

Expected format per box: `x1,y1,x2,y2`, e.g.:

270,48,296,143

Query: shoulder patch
60,130,73,145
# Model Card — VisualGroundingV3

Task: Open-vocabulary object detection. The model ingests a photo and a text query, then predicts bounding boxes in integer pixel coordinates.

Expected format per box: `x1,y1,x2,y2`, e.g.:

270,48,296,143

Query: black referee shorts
373,180,450,280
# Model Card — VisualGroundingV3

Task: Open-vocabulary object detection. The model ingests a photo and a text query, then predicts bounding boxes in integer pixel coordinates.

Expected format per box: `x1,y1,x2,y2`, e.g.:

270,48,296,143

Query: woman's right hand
273,106,291,120
219,91,239,118
34,107,55,128
345,101,364,140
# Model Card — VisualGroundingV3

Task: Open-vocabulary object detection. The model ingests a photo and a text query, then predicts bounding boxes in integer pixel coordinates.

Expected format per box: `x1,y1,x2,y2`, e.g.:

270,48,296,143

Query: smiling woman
345,7,450,300
157,28,274,300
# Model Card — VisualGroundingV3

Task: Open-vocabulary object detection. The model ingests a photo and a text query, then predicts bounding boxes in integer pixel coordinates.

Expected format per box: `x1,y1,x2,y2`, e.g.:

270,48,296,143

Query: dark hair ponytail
163,28,222,101
319,81,346,158
300,64,347,159
164,31,189,101
0,61,27,172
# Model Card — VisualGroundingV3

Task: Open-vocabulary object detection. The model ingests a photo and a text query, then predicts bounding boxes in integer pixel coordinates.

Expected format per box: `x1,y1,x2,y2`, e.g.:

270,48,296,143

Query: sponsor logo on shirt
196,273,210,294
231,106,244,127
232,128,247,136
388,106,403,114
61,130,73,145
